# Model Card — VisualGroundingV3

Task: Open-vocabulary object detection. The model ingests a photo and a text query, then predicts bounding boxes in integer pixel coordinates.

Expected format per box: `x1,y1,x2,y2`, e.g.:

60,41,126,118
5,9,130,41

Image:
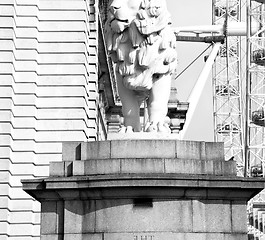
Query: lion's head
104,0,177,91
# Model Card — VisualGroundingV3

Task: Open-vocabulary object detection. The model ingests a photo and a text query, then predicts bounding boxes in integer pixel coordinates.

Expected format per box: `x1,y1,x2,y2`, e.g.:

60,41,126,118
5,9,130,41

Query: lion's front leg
146,73,171,133
116,74,142,132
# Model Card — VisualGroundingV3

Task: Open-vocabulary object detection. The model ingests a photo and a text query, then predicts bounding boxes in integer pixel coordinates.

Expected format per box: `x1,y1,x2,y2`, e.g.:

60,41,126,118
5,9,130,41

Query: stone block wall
40,198,248,240
22,140,265,240
0,0,100,239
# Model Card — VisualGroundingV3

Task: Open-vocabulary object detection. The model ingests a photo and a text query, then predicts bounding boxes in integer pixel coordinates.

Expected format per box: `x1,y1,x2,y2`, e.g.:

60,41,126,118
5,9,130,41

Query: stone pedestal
22,140,265,240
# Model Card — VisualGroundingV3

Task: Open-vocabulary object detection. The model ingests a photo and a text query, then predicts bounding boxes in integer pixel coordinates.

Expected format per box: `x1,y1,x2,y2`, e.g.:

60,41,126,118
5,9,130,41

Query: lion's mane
104,0,177,92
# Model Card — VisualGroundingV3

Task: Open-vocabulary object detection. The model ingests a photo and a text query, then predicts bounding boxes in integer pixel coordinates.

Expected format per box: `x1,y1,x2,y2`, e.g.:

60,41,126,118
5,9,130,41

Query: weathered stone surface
64,233,103,240
176,141,203,160
121,158,164,174
111,140,176,159
41,234,63,240
224,234,248,240
64,200,96,234
192,200,232,233
62,142,81,161
95,199,192,232
205,142,224,161
49,161,72,177
41,201,63,235
231,201,248,233
81,141,111,160
103,232,246,240
84,159,121,175
22,139,265,240
72,161,85,176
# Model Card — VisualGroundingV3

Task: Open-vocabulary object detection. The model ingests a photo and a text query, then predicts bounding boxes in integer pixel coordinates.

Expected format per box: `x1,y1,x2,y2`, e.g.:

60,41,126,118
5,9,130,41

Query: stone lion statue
104,0,177,133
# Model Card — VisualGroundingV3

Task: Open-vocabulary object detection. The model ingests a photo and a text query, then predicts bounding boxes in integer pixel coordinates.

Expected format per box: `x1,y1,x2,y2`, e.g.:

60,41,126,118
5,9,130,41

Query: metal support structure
245,0,265,178
212,0,245,176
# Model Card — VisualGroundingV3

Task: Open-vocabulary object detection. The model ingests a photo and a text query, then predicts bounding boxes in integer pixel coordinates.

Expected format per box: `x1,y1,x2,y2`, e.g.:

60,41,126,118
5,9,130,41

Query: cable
175,43,213,80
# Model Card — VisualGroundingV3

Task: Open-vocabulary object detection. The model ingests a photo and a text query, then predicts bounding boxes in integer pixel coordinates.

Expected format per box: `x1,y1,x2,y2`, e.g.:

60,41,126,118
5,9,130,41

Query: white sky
166,0,214,141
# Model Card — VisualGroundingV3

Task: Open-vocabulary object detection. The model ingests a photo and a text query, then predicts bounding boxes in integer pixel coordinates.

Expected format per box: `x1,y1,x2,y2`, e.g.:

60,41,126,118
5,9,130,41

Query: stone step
49,157,236,177
62,140,224,162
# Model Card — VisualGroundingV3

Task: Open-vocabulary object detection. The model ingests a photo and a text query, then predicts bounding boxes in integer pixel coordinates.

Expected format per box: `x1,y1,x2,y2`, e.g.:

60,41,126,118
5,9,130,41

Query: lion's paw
119,126,134,133
145,121,171,133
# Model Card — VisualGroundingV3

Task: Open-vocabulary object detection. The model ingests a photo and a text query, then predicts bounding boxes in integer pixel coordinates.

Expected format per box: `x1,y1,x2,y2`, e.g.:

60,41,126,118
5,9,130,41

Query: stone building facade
0,0,189,238
0,0,110,239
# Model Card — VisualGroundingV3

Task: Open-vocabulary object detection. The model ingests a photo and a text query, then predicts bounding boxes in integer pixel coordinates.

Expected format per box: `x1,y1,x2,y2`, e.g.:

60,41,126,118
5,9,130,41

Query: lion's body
105,0,177,132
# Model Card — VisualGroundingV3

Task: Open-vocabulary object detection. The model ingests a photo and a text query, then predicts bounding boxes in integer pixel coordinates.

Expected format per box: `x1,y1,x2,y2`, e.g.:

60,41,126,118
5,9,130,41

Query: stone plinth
22,140,265,240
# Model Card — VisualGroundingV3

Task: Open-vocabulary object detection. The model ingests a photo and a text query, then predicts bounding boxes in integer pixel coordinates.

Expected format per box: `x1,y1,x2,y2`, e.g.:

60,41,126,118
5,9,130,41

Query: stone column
22,140,265,240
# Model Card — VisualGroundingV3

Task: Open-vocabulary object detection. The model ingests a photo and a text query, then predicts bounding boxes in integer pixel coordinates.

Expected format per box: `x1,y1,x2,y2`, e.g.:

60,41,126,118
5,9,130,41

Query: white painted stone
14,95,36,105
0,5,15,16
35,142,62,154
8,187,32,200
15,50,38,60
16,5,38,16
0,147,11,158
0,123,12,134
11,163,35,175
10,152,36,163
0,222,9,234
15,39,37,49
37,75,87,85
0,87,13,97
0,196,9,208
0,110,12,120
38,43,86,53
38,10,87,21
36,153,62,164
36,120,86,131
0,209,9,222
36,131,87,142
15,16,38,27
34,165,49,177
0,76,14,85
0,0,15,4
11,128,36,139
15,27,38,38
0,171,11,181
0,17,14,27
37,109,87,119
39,1,86,10
13,84,36,94
36,97,90,108
12,106,36,117
38,21,86,31
38,32,86,42
14,60,37,71
8,223,34,236
0,63,14,73
10,199,34,211
0,184,10,196
38,65,87,75
37,86,87,97
13,72,37,82
0,29,14,39
38,53,86,64
9,175,32,188
0,135,11,145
